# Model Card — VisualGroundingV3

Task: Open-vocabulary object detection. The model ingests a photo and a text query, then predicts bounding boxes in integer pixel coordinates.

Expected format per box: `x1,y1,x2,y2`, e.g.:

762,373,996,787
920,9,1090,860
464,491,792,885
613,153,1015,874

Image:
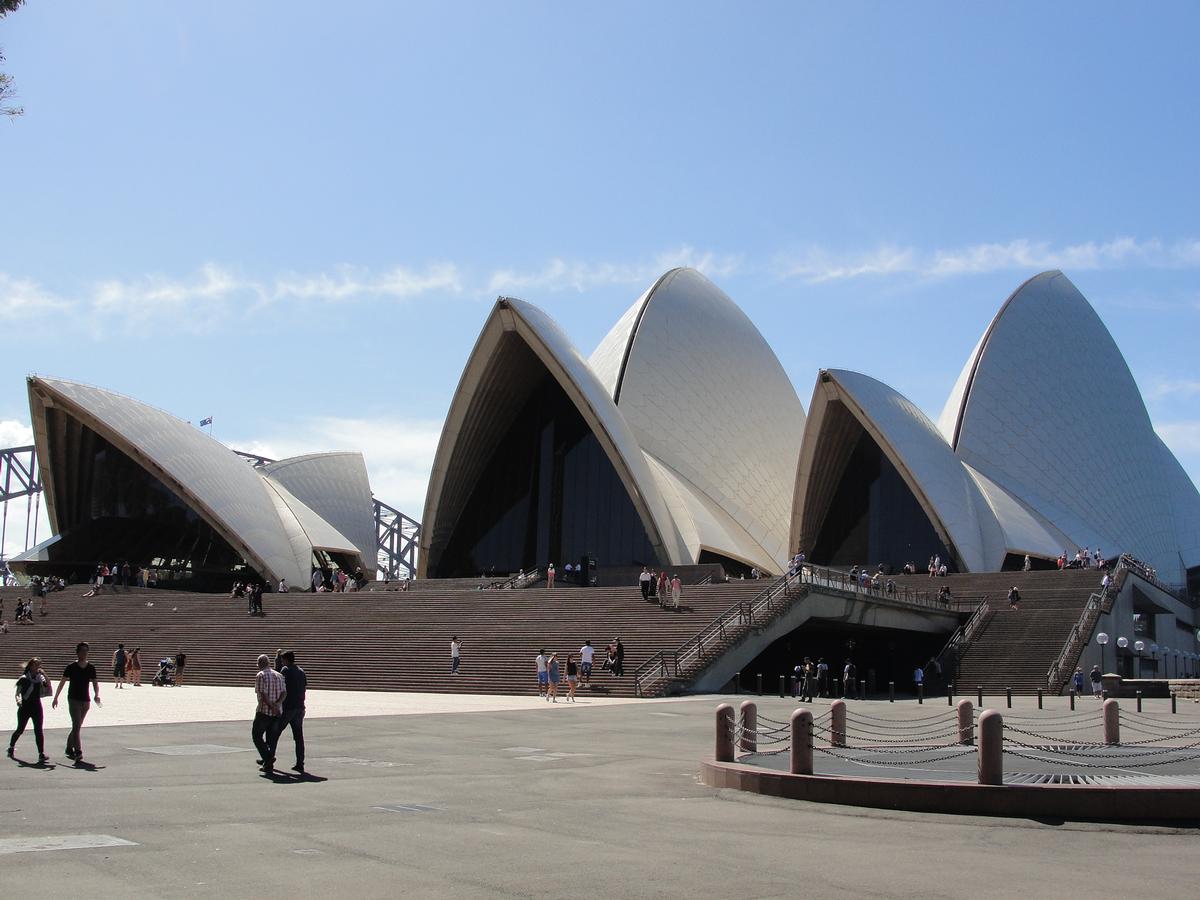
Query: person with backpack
8,657,51,763
843,660,857,698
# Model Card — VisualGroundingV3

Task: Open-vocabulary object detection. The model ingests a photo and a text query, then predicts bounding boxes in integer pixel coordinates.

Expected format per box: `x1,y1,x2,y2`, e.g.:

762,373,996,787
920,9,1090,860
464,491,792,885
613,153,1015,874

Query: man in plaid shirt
252,653,286,774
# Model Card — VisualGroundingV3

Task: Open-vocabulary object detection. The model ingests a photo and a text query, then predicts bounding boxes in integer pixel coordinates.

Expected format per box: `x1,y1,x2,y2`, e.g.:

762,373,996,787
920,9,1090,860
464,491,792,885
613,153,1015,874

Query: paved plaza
2,688,1198,898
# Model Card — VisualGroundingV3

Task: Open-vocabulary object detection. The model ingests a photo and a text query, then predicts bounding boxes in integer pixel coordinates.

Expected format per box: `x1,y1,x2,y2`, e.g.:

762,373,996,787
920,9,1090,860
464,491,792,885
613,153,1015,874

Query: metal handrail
490,568,541,590
632,565,955,697
933,597,990,673
1045,563,1126,691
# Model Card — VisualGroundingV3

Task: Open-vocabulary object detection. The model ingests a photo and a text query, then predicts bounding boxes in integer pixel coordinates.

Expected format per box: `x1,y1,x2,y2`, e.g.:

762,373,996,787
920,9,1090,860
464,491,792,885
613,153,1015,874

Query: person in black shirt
9,656,51,762
52,641,100,764
272,651,307,775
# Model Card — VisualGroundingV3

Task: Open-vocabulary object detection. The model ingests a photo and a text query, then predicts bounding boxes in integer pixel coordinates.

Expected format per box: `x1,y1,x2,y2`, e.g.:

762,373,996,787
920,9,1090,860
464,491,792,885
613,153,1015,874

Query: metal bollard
830,699,846,748
738,700,757,754
948,685,954,707
957,699,974,745
1103,698,1120,745
790,708,813,775
757,673,763,696
1172,693,1177,715
791,675,799,699
977,685,983,706
1006,687,1012,709
859,680,865,701
977,709,1003,785
715,704,734,762
734,672,740,695
1136,690,1142,713
889,681,895,703
779,675,785,698
1069,689,1075,711
1037,688,1043,709
917,684,924,705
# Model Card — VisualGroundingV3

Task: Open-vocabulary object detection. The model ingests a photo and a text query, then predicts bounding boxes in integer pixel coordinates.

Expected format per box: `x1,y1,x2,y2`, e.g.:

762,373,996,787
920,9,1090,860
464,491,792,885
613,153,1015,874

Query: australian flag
199,416,213,427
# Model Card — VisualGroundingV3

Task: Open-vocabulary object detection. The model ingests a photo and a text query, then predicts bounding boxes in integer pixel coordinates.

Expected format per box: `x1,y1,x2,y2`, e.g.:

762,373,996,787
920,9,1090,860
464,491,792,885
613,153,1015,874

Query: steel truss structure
1,445,420,579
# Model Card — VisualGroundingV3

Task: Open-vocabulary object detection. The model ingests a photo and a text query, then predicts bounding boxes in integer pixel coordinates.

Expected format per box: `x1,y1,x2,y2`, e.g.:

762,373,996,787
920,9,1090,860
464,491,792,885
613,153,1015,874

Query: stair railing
633,575,798,697
934,597,990,674
1045,563,1127,692
491,568,540,590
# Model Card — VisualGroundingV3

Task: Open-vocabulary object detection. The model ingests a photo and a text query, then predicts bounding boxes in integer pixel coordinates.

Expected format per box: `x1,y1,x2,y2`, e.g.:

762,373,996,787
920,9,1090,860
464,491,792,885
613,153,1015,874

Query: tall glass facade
30,413,255,587
434,374,660,577
810,429,954,572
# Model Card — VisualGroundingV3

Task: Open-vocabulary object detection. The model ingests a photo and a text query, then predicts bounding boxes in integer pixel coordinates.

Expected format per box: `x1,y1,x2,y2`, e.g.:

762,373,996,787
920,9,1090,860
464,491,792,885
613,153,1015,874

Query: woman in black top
8,657,50,762
565,654,578,702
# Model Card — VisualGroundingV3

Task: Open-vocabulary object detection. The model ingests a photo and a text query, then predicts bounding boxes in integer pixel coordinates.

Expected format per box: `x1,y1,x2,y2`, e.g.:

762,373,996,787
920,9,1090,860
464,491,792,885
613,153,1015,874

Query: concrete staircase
0,581,768,698
891,569,1104,694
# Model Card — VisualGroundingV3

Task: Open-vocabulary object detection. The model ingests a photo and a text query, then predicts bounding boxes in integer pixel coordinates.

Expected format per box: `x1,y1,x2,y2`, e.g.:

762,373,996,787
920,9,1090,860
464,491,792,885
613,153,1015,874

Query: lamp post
1134,640,1145,679
1117,636,1129,676
1097,632,1109,674
1161,646,1170,679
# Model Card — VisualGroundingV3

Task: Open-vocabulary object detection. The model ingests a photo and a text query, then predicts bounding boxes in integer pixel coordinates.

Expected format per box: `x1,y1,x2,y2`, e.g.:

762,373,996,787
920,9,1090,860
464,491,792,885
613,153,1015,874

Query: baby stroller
152,658,177,686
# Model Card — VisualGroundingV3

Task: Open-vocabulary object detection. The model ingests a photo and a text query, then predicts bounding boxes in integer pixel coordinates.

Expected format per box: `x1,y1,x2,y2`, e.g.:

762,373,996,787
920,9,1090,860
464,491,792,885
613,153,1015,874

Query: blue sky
2,1,1199,548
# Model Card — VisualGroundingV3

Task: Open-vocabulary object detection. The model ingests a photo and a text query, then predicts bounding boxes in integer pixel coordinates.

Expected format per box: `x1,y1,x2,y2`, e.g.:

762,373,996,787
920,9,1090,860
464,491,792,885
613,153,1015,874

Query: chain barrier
845,708,953,725
815,746,977,766
844,716,957,734
1006,739,1200,759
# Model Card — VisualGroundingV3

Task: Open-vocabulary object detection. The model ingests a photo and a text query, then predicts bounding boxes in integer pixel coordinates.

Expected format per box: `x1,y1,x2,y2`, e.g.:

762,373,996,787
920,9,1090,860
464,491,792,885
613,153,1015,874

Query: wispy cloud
777,237,1200,284
1156,421,1200,456
1147,379,1200,402
487,245,741,295
0,273,70,319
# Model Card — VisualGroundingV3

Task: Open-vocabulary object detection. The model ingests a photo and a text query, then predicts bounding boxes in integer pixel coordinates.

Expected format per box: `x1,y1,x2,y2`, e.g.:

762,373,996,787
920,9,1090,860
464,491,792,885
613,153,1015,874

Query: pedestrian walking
8,657,50,763
1072,667,1085,695
52,641,101,764
272,651,307,775
801,658,815,702
614,638,625,677
112,643,127,689
252,654,286,774
914,664,925,695
174,651,187,686
670,574,682,610
639,567,652,601
1090,665,1103,697
1007,586,1021,611
816,658,829,697
565,653,578,701
536,649,548,697
451,636,462,674
579,640,594,686
546,652,560,702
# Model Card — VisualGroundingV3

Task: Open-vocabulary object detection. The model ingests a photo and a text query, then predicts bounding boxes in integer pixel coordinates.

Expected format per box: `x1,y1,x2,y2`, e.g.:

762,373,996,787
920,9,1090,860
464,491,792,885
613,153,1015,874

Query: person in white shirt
277,578,288,593
535,650,548,697
639,567,652,601
579,641,595,686
451,636,462,675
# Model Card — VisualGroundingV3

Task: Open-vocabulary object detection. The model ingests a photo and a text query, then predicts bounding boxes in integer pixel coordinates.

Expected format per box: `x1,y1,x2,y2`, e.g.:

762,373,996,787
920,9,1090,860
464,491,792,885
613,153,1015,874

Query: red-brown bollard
830,699,847,748
715,704,734,762
957,699,974,745
791,708,813,775
1103,698,1120,746
738,700,757,754
977,709,1003,785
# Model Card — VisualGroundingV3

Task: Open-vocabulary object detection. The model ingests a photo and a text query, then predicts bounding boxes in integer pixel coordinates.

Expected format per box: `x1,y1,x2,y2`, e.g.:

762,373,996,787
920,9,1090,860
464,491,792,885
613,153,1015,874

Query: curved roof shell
791,369,1007,572
27,376,365,586
590,268,805,567
418,297,690,577
945,271,1185,580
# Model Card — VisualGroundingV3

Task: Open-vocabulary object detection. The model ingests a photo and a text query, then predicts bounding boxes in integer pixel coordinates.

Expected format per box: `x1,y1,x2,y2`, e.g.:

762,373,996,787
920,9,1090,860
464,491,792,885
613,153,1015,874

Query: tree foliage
1,0,26,119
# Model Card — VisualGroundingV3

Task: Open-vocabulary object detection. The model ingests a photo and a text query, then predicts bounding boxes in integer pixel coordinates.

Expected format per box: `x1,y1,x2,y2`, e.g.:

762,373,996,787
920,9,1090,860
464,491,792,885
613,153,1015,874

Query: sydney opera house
8,268,1200,600
420,268,1200,598
11,376,376,589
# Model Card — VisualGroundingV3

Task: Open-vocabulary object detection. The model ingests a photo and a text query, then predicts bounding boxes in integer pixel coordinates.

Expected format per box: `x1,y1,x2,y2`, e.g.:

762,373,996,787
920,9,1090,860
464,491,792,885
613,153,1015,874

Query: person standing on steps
52,641,100,765
9,657,50,763
614,638,625,677
450,636,462,675
579,640,594,687
639,567,652,601
546,564,556,589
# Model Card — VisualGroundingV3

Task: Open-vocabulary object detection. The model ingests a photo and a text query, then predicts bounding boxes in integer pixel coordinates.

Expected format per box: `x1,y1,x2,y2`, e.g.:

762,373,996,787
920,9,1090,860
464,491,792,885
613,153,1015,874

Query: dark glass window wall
809,429,954,573
434,374,661,577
